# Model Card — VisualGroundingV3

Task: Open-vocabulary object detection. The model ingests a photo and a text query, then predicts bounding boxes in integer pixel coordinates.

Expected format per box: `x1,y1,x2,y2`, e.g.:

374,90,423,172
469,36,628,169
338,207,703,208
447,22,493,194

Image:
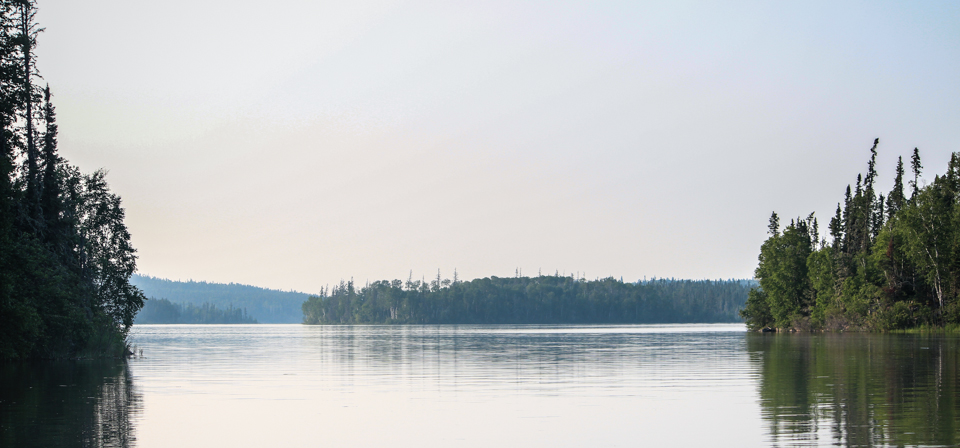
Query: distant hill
130,275,310,323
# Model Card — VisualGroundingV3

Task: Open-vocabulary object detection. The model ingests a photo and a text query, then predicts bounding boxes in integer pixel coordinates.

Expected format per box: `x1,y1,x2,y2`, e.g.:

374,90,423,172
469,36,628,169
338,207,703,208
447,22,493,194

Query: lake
2,324,958,447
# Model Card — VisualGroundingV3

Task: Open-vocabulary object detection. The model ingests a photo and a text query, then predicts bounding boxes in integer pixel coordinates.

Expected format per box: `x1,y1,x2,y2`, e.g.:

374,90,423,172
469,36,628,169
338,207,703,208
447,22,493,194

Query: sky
33,1,960,293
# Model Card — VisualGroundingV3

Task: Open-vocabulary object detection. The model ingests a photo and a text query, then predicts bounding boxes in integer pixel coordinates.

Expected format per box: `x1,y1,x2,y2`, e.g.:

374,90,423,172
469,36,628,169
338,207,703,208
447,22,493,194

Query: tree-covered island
302,274,750,324
742,139,960,331
0,0,144,359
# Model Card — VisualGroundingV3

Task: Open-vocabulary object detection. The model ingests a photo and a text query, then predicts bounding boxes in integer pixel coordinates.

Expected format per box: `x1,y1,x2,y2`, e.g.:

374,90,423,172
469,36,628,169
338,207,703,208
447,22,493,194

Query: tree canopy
0,0,143,359
303,274,750,325
742,140,960,331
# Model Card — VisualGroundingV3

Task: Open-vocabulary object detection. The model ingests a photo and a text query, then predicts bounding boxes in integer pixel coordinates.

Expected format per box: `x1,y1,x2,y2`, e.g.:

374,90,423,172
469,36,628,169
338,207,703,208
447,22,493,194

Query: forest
741,140,960,331
0,0,143,359
302,274,749,324
134,298,257,324
131,274,309,323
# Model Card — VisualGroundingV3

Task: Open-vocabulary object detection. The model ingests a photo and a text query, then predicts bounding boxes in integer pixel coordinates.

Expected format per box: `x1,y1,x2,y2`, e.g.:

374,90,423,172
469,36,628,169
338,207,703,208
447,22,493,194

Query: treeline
131,274,309,323
134,298,257,324
742,139,960,331
0,1,143,359
302,275,749,324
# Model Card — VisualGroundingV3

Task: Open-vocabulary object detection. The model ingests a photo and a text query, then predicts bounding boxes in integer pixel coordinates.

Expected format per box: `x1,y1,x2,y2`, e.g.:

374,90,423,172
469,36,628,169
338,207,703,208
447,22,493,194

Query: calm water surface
2,324,958,447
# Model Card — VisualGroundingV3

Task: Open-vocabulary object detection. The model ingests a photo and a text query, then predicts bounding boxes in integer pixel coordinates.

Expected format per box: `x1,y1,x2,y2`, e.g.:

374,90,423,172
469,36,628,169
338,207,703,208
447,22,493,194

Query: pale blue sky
35,1,960,292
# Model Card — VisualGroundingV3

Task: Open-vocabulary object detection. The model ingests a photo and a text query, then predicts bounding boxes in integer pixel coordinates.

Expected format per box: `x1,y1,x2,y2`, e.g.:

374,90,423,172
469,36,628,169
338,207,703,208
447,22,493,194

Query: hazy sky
34,1,960,293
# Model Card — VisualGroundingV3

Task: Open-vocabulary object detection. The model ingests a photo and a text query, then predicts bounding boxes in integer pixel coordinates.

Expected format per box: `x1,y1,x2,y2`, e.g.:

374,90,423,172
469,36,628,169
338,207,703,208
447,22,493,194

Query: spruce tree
0,0,17,235
945,152,960,194
864,139,883,240
767,212,779,236
886,156,905,219
910,147,922,200
39,84,59,241
865,138,878,199
829,203,843,250
842,185,852,250
16,0,39,224
873,194,884,239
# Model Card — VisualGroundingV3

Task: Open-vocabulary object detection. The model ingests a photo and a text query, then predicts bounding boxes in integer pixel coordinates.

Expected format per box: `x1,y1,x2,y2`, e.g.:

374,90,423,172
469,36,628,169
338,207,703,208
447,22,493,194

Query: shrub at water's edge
303,275,750,324
0,1,144,359
742,140,960,332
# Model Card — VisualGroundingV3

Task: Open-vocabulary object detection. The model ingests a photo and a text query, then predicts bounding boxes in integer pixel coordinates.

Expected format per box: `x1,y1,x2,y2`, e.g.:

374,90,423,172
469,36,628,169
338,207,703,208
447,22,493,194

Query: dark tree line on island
302,274,750,324
742,139,960,331
0,1,144,359
135,298,257,324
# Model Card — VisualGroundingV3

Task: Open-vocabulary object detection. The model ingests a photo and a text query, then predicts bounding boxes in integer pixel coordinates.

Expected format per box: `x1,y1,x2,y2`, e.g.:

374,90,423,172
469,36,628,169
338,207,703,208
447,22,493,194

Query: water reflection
7,326,957,448
298,324,754,394
749,334,960,447
129,324,761,447
0,359,141,448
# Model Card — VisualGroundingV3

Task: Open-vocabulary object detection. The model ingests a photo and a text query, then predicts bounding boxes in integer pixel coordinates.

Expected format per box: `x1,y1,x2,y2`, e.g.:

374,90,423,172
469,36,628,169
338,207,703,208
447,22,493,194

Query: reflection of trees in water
748,334,959,447
310,325,644,372
0,360,140,448
304,326,749,393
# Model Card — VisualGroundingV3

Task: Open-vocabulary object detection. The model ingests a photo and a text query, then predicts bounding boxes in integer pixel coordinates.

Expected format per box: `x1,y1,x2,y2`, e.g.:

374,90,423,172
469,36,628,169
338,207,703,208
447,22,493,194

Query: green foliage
303,276,751,325
744,140,960,331
756,218,814,328
739,288,772,330
806,247,834,325
0,1,143,359
896,174,956,310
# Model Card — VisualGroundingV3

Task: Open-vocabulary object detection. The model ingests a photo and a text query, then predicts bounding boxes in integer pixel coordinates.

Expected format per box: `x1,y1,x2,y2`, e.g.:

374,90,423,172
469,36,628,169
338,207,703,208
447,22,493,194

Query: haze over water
3,324,959,447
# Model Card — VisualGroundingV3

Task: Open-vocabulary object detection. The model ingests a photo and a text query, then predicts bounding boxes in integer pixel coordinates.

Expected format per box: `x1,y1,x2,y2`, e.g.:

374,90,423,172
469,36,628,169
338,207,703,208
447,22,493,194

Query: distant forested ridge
134,298,257,324
131,275,309,323
0,1,144,359
742,140,960,331
302,275,749,324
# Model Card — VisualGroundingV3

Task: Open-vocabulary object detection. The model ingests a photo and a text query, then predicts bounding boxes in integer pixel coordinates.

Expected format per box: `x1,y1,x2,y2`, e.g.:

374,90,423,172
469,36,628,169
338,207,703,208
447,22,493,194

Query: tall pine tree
886,156,905,219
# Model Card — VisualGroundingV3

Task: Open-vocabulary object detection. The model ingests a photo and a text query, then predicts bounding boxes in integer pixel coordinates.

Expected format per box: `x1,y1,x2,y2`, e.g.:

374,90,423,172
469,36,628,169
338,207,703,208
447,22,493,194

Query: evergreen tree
16,0,39,224
873,193,884,239
865,138,878,200
39,84,59,242
910,147,922,200
768,211,779,236
945,152,960,194
886,156,905,220
829,203,843,250
842,185,852,251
